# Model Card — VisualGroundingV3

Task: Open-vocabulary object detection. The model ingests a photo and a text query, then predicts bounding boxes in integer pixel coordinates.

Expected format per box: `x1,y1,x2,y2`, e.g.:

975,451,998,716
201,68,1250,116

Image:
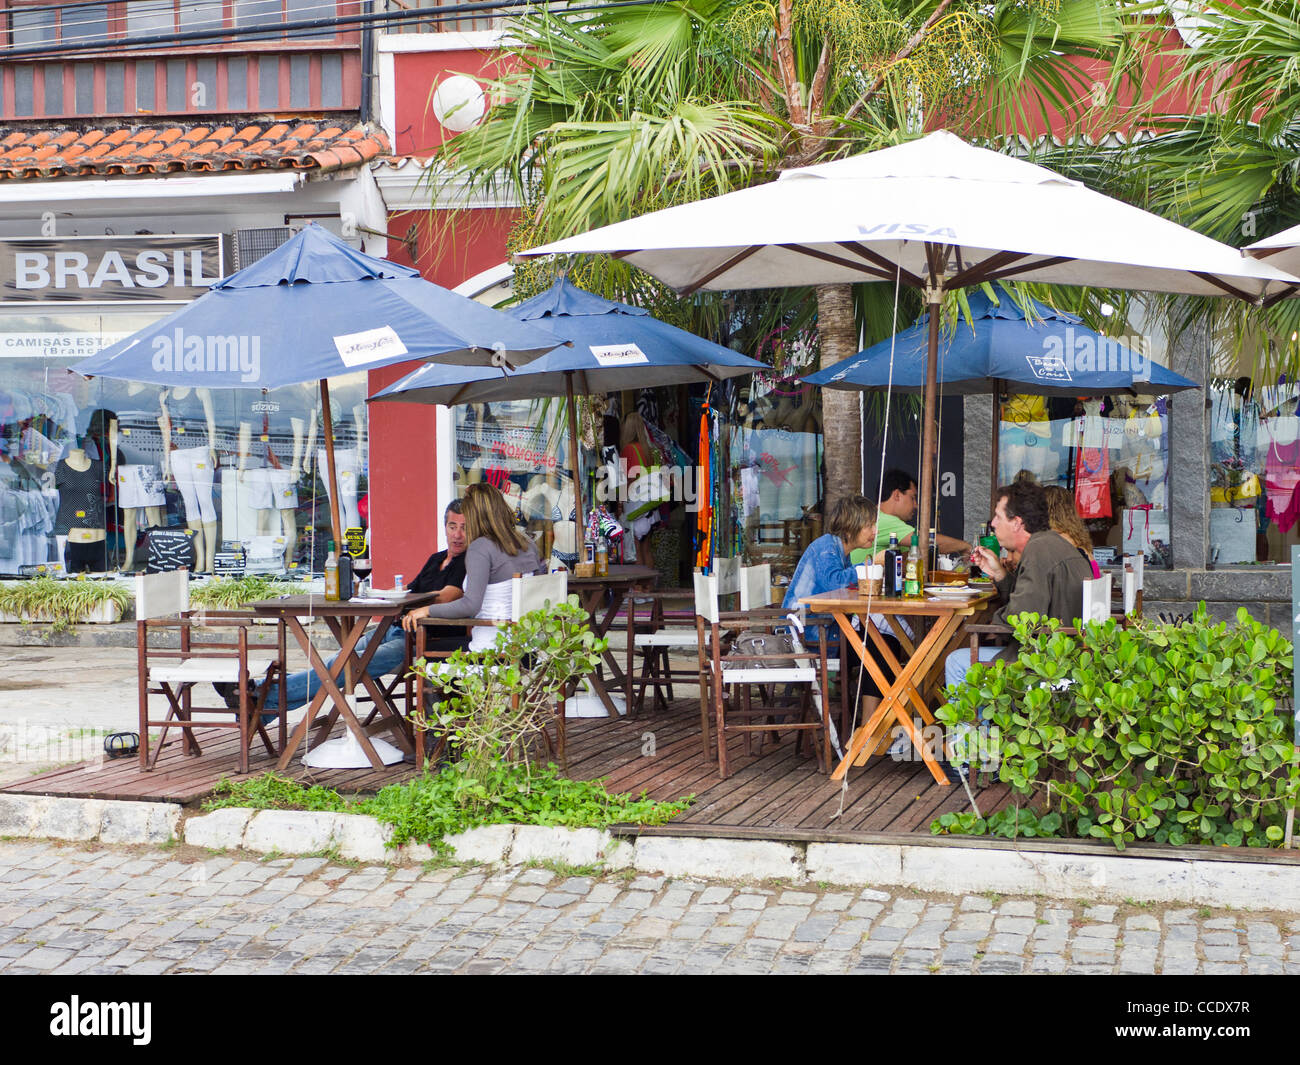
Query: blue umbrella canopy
72,224,565,390
368,277,767,406
803,289,1198,398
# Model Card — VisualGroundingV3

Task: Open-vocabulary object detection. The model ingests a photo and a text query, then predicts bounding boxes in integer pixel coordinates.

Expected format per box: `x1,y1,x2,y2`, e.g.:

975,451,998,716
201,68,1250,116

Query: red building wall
367,41,519,582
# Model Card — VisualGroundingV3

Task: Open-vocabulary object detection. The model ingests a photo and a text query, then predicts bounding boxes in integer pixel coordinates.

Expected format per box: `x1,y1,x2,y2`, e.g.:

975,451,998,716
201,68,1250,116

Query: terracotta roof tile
0,121,391,180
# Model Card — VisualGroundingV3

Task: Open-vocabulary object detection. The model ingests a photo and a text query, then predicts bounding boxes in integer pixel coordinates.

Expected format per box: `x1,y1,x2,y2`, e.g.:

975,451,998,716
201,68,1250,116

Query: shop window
1208,378,1300,566
734,377,824,579
453,400,575,568
997,393,1172,569
0,310,368,576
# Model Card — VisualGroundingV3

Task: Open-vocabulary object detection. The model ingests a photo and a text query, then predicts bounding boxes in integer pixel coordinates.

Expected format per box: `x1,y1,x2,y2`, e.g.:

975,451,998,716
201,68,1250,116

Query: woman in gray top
403,482,542,646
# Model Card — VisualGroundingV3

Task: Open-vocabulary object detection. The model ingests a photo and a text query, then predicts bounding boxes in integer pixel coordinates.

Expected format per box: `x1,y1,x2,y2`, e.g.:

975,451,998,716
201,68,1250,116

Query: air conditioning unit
232,227,293,270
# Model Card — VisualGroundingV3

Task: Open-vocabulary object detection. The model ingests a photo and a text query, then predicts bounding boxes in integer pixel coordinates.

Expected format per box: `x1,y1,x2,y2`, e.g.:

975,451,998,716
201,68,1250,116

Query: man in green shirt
850,469,972,564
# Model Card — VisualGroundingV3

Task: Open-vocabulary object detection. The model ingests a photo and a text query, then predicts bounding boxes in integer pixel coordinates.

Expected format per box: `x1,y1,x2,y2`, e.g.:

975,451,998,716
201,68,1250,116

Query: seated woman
781,493,903,725
404,481,544,645
1043,484,1101,578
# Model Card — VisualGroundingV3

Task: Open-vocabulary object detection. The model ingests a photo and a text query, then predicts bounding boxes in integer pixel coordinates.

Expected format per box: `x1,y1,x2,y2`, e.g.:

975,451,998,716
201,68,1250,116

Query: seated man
850,467,971,563
218,500,469,712
944,481,1095,690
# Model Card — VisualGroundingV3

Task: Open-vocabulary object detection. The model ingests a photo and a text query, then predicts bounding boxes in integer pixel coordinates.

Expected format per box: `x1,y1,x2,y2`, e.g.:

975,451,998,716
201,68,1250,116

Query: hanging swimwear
1263,416,1300,534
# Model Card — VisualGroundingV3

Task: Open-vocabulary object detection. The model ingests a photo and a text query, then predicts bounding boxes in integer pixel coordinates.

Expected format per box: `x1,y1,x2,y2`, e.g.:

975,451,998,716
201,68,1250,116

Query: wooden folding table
247,592,438,770
567,564,659,717
799,587,995,786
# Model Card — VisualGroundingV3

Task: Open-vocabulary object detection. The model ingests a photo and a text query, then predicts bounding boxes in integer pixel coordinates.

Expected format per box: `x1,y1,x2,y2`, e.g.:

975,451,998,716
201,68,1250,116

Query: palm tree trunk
816,283,861,511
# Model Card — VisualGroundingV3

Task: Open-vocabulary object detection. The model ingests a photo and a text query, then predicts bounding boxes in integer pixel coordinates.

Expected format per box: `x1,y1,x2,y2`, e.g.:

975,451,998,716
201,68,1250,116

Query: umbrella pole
989,380,1001,520
565,372,586,546
917,284,942,567
319,379,345,551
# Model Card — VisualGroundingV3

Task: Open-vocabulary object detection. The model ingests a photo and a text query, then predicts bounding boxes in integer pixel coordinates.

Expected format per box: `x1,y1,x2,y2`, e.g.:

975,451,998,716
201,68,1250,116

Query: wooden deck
1,698,1008,836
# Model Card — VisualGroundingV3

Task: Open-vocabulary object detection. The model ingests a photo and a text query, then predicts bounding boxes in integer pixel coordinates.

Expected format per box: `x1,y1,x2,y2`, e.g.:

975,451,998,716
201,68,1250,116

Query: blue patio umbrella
802,288,1198,511
369,277,768,534
802,289,1198,398
72,224,566,544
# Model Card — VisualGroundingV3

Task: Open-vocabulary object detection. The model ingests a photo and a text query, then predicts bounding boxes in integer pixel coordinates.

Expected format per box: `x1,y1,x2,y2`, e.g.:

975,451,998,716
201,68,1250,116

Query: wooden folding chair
413,571,570,769
695,565,832,779
136,570,287,775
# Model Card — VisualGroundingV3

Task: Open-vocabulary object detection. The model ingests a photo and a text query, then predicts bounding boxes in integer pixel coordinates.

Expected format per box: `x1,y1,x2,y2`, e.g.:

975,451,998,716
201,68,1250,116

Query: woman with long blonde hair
1043,484,1101,578
405,482,542,648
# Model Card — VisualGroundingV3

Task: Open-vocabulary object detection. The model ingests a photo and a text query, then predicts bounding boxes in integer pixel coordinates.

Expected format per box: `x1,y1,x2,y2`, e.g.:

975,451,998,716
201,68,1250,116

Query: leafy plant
936,605,1299,850
0,577,130,625
931,806,1063,839
187,575,303,610
206,772,353,813
367,763,691,852
409,597,609,779
202,765,691,855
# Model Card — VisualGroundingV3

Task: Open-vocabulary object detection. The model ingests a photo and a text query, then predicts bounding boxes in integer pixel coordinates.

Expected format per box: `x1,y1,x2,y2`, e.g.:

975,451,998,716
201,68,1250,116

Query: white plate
366,587,409,600
924,585,979,597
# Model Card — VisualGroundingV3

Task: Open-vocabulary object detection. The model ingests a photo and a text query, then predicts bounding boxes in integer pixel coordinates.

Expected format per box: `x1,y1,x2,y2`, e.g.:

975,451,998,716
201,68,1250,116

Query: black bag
723,630,798,670
144,526,197,573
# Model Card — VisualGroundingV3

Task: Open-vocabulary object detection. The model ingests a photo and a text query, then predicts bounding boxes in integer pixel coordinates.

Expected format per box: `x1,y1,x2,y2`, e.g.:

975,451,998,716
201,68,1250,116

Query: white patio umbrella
520,130,1300,553
1245,222,1300,278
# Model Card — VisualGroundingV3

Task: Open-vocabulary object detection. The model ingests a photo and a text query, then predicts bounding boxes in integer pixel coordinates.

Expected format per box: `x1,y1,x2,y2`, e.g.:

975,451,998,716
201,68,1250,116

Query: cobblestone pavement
1,841,1297,975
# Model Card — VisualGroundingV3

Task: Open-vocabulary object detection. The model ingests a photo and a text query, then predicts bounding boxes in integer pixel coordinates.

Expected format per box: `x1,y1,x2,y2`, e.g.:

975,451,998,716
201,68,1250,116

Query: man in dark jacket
944,481,1095,688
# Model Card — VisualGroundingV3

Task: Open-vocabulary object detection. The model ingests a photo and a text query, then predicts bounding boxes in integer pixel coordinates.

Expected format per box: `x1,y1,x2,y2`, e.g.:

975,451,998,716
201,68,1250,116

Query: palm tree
434,0,1143,508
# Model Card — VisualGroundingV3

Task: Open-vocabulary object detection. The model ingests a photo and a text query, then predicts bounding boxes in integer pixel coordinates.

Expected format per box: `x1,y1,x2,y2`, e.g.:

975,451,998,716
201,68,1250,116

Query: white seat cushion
635,631,700,649
720,667,818,685
150,656,275,685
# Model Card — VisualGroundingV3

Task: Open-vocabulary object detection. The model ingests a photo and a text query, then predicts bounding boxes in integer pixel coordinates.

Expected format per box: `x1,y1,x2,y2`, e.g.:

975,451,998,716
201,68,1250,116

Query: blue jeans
944,645,1002,690
265,626,409,712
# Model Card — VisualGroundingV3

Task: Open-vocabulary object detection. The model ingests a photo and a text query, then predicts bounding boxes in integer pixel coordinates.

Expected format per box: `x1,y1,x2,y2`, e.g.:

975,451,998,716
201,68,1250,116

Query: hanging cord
831,259,902,823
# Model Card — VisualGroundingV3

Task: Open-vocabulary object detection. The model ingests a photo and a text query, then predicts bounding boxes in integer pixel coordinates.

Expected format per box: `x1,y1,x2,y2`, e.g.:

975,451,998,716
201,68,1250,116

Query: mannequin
239,405,305,568
310,392,364,534
55,443,107,572
109,417,164,572
160,386,218,573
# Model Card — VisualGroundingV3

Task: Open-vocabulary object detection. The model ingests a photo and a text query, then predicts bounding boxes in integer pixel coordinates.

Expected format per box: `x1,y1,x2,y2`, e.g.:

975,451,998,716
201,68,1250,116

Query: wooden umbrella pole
319,378,344,551
565,372,586,542
989,379,1001,520
917,284,942,567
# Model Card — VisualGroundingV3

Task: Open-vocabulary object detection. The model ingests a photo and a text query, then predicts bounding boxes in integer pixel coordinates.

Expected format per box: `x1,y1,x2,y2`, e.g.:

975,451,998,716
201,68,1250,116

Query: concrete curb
8,794,1300,912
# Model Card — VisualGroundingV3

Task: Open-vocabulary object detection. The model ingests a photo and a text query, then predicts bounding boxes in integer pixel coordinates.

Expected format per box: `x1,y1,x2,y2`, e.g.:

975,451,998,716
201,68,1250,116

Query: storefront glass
451,399,576,564
0,308,369,575
998,392,1172,568
734,376,823,577
1207,378,1300,566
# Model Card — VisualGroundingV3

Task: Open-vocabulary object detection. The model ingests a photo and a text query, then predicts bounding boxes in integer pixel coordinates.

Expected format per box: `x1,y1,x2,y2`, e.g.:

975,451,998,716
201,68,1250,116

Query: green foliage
931,806,1063,839
202,765,691,855
365,763,692,853
0,577,130,625
410,597,608,779
935,605,1300,850
205,772,352,813
187,575,303,610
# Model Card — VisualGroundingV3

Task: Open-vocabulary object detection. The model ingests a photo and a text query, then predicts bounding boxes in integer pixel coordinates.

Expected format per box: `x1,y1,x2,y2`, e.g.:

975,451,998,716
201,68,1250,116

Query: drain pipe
360,0,375,123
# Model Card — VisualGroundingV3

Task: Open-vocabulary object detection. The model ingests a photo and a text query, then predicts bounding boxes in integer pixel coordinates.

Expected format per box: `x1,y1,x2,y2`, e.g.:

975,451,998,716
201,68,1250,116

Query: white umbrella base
304,730,405,768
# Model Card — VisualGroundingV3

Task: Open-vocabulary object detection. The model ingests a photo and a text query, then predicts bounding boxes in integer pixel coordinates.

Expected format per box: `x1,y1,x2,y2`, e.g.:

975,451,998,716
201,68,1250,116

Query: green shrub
0,577,130,625
203,765,692,854
935,605,1299,849
410,597,608,779
188,575,303,610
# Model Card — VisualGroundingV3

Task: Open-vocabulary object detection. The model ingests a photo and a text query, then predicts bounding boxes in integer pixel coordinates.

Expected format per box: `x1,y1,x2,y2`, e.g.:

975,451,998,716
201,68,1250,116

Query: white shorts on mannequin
170,446,216,523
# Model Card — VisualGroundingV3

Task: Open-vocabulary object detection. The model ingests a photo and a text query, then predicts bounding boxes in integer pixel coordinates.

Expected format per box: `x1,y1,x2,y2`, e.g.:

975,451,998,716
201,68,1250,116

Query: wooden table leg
275,616,389,771
831,609,961,787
